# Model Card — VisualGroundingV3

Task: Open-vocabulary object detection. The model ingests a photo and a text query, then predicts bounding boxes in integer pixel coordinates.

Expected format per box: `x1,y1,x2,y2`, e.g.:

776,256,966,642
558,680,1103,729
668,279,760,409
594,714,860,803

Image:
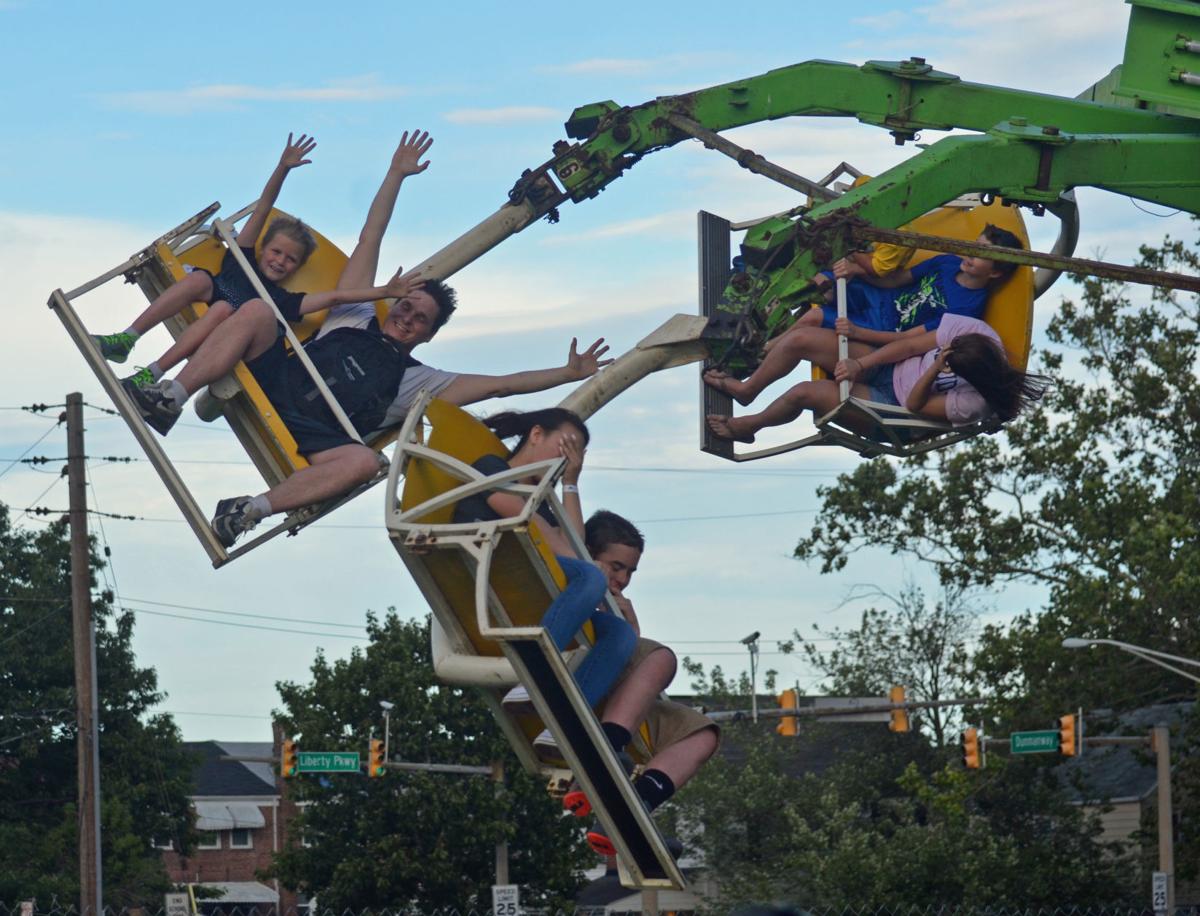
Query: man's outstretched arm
439,338,612,405
338,131,433,290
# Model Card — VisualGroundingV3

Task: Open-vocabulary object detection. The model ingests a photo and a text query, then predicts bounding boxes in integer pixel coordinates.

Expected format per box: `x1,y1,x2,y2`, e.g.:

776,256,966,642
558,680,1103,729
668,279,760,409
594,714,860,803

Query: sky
1,0,1193,742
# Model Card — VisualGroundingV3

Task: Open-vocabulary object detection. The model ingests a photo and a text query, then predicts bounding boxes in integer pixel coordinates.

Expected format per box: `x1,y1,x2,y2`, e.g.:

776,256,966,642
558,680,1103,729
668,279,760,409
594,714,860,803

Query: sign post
492,884,520,916
1152,871,1168,915
1010,730,1060,754
296,751,361,774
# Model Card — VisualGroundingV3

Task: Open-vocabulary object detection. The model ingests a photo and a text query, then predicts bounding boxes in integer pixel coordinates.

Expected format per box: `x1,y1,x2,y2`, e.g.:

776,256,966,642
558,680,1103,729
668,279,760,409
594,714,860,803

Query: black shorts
244,338,357,457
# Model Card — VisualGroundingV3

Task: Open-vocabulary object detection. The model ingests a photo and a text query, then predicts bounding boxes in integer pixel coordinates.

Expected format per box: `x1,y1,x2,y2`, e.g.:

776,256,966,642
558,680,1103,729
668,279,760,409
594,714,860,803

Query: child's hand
835,357,864,383
559,431,585,484
279,133,317,170
564,337,613,379
932,345,954,371
832,258,864,280
391,130,433,177
834,317,861,340
383,268,426,300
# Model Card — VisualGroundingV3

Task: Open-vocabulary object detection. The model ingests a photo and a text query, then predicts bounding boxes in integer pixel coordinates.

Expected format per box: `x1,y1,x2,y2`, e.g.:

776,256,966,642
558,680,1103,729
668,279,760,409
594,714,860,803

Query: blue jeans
543,555,637,708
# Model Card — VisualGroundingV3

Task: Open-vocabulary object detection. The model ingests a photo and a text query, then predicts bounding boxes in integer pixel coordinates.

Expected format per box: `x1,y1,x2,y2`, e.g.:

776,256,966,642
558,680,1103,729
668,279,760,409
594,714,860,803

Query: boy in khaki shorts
573,511,720,858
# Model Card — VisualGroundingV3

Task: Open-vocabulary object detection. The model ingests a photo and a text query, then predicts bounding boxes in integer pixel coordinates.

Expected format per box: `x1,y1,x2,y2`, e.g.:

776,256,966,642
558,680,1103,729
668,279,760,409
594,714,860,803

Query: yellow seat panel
400,398,572,658
154,209,395,477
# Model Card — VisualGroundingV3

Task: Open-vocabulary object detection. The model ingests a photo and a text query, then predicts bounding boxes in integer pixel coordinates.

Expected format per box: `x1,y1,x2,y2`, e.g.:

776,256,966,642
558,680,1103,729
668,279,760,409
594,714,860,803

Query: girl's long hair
482,407,590,457
946,334,1051,421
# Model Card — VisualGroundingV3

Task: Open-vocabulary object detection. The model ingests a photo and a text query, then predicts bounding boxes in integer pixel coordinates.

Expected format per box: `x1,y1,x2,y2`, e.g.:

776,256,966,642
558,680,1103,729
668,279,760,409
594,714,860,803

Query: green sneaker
124,366,156,389
92,332,137,364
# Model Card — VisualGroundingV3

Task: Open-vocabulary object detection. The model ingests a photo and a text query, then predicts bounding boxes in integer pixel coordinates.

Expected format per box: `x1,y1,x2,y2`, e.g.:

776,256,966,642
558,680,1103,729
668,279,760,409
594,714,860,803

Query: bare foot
702,369,754,407
706,414,756,444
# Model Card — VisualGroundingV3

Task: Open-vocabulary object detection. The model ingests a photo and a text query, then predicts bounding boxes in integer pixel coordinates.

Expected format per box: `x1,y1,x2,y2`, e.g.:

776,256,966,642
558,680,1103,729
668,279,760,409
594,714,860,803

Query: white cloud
442,106,561,125
100,77,409,115
837,0,1125,95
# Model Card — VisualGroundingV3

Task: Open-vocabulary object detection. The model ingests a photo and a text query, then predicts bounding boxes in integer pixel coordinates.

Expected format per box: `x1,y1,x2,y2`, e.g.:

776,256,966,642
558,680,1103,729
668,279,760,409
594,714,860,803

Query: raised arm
236,133,317,249
298,270,424,315
439,338,612,406
339,131,433,290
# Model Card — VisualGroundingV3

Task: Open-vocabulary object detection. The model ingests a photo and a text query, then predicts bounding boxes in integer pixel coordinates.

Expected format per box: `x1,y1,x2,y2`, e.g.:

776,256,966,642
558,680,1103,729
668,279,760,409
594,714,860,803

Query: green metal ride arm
548,58,1200,205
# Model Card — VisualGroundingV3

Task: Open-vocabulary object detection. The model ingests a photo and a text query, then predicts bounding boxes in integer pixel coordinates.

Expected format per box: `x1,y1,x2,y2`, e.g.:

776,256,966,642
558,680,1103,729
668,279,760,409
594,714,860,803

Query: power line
120,595,368,630
0,420,63,483
122,604,370,641
14,474,67,525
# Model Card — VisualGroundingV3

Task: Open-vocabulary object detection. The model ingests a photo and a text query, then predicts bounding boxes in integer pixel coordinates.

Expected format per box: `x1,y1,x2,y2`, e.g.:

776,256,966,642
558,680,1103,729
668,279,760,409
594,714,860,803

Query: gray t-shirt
317,301,458,434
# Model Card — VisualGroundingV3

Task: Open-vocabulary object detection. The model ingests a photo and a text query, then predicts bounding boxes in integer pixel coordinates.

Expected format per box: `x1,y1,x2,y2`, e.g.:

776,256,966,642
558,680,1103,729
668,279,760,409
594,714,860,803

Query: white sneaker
502,685,536,716
533,729,561,762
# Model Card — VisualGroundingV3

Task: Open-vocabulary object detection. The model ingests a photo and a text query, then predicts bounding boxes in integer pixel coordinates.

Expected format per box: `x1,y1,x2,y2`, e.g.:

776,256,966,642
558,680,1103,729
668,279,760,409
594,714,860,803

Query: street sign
1010,730,1060,754
297,751,361,773
164,893,189,916
492,884,520,916
1152,871,1168,914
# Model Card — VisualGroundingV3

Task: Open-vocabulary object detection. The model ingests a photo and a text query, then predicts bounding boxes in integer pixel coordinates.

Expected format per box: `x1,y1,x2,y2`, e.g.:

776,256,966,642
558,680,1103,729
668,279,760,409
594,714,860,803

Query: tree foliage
663,708,1133,912
267,613,590,911
0,505,194,905
796,583,975,747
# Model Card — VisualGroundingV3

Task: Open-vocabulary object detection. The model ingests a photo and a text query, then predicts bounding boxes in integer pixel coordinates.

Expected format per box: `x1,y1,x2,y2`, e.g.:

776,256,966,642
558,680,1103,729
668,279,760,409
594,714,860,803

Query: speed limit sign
492,884,520,916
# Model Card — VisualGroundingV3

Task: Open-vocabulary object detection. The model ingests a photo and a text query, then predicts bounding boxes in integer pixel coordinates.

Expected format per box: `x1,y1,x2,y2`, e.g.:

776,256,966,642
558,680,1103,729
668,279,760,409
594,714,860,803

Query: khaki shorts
604,637,719,753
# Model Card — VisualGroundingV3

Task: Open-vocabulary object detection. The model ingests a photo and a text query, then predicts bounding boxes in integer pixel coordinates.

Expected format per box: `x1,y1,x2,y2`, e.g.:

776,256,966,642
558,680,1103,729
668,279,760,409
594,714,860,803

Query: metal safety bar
46,288,230,565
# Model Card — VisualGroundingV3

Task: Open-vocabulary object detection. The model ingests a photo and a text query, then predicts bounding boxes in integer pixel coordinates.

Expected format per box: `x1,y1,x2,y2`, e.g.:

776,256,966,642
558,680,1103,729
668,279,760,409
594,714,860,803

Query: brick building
160,740,301,914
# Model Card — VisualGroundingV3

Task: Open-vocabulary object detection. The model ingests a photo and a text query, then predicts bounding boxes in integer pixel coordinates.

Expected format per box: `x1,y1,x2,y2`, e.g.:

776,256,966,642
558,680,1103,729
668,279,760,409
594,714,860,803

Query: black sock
634,768,676,812
602,722,631,753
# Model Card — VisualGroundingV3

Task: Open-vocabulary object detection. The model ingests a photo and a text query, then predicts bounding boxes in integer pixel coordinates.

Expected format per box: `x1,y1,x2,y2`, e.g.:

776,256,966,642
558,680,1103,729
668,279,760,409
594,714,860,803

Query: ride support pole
836,277,850,401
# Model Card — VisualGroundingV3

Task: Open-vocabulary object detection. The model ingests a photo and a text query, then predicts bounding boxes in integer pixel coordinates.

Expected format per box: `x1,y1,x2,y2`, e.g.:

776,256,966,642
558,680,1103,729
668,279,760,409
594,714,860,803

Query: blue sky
2,0,1188,741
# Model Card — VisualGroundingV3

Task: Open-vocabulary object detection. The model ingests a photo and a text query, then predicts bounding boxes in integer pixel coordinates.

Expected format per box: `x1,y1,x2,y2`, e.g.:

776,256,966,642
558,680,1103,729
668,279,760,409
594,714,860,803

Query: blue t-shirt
820,254,988,333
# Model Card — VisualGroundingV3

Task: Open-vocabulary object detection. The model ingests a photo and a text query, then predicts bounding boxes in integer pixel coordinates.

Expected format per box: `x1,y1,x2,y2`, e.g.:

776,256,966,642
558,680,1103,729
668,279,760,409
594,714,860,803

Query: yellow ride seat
394,396,656,757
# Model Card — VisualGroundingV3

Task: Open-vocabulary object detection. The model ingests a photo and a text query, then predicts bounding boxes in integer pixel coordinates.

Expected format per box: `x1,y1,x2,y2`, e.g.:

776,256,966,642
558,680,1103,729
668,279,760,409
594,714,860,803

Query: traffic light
368,738,385,777
889,685,909,733
280,739,297,779
1058,713,1077,757
776,689,798,737
961,727,981,769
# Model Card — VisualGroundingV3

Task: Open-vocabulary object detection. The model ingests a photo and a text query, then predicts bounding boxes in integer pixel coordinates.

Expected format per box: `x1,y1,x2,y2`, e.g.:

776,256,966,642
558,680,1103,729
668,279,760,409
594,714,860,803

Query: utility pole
67,392,102,916
1152,725,1175,915
492,761,509,886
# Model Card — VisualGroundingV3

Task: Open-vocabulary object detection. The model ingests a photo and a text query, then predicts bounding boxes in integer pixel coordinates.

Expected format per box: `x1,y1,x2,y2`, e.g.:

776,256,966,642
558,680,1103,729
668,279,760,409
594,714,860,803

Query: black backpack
290,326,414,437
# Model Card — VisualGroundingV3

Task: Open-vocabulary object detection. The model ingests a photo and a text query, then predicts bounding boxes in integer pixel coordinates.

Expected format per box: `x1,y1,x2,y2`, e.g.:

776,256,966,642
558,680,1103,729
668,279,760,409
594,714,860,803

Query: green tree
267,613,590,911
0,505,194,905
797,583,975,747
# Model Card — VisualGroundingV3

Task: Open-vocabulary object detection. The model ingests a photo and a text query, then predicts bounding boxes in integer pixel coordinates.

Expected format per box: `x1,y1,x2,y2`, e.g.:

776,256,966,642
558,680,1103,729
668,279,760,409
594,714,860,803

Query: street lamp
742,631,761,722
1061,637,1200,684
